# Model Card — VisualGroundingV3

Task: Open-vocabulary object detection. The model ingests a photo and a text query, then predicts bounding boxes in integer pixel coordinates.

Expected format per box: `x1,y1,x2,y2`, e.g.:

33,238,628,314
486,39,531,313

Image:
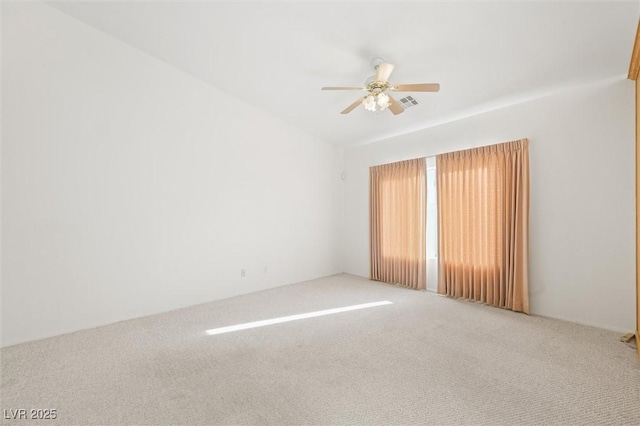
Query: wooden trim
630,20,640,80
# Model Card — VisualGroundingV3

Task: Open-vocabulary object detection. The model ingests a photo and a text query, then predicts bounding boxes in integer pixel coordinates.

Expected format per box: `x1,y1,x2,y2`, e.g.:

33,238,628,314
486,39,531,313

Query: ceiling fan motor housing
366,81,390,95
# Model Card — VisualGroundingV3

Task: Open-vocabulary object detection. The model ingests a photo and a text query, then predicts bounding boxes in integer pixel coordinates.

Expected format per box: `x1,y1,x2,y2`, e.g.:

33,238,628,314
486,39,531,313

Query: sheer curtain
370,158,426,290
437,139,530,313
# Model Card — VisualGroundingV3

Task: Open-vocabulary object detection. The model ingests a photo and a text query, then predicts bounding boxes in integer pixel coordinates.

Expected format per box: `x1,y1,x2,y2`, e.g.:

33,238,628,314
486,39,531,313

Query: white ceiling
47,1,638,146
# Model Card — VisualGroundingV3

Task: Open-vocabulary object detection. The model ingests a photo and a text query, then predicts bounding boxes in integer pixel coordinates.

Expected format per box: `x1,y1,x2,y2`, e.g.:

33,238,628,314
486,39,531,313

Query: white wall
343,78,636,333
1,2,342,347
0,1,4,348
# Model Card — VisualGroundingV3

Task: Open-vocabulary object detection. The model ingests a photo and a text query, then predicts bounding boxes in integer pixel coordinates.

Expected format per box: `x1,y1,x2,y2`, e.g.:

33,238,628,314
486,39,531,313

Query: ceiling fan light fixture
363,95,377,111
362,92,390,112
377,92,390,110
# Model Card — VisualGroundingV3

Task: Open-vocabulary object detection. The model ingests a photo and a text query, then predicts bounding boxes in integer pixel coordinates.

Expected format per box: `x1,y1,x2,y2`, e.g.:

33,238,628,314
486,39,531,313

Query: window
426,157,438,291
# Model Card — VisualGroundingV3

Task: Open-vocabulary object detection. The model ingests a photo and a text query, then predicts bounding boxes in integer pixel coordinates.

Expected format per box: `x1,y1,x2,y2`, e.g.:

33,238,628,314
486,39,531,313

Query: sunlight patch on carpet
206,300,393,335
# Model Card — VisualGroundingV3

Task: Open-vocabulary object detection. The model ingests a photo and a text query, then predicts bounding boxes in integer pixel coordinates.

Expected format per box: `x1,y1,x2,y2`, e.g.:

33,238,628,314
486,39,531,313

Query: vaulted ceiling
48,1,638,146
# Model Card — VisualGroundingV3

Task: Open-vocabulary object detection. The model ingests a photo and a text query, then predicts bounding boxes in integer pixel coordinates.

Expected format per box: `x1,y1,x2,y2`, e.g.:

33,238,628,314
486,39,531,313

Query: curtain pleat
370,158,426,290
437,139,529,313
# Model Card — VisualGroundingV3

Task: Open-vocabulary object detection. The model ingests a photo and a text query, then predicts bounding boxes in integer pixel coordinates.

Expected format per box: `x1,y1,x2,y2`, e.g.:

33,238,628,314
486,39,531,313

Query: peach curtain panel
370,158,426,290
437,139,530,313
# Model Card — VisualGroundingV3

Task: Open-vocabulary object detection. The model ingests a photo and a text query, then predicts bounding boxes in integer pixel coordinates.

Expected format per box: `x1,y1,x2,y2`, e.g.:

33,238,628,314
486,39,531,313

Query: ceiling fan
322,57,440,115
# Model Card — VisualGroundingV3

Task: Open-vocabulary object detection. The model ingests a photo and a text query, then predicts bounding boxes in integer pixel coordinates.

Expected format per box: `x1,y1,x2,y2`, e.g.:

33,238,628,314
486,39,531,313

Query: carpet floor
1,274,639,425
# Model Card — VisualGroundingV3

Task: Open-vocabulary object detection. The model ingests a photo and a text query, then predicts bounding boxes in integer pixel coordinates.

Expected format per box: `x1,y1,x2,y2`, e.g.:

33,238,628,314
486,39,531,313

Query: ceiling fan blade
341,97,365,114
322,86,365,91
387,95,404,115
375,63,395,83
391,83,440,92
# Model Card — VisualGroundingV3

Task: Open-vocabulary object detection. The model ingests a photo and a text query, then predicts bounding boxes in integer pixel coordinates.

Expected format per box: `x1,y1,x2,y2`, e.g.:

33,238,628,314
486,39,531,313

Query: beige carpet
1,274,639,425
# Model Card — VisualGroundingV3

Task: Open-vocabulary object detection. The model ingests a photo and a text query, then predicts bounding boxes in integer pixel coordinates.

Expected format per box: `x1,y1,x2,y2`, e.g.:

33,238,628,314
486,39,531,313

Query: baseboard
532,312,633,335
